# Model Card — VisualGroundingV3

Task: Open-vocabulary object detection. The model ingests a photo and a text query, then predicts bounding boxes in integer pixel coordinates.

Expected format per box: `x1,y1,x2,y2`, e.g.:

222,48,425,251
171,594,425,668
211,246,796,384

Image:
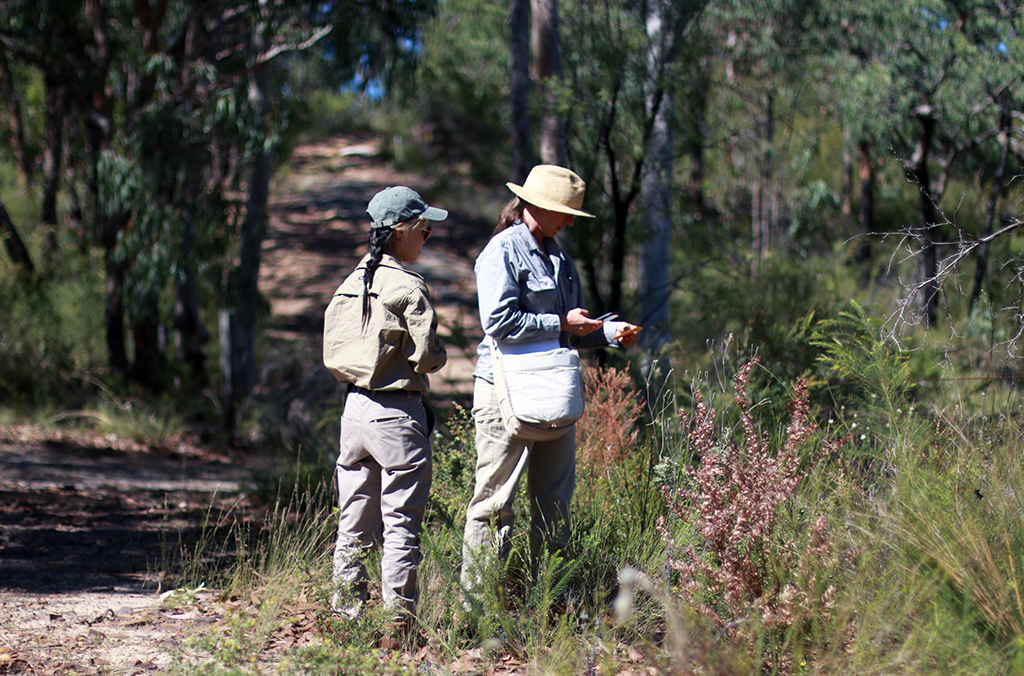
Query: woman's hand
560,308,604,336
613,323,641,347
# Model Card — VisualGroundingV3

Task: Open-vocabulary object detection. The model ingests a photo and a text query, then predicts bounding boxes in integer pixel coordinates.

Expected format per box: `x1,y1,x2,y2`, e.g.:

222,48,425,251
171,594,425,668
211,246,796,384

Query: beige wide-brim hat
507,165,595,218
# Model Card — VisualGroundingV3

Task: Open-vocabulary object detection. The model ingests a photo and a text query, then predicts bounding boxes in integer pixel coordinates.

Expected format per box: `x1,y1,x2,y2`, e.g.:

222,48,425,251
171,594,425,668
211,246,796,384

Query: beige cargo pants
332,387,432,620
460,377,575,591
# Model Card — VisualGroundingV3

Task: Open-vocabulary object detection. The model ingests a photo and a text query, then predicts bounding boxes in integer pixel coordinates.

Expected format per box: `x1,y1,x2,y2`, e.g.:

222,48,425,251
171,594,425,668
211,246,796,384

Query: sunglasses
411,217,432,241
397,217,433,242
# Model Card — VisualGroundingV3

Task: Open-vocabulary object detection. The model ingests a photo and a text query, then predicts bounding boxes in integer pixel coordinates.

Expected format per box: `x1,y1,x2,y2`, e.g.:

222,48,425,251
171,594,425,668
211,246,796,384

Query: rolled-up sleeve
476,240,561,343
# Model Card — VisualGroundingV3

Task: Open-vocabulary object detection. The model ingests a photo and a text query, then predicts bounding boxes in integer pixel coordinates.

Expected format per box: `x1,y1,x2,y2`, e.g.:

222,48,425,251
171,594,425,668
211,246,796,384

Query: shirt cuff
603,321,627,347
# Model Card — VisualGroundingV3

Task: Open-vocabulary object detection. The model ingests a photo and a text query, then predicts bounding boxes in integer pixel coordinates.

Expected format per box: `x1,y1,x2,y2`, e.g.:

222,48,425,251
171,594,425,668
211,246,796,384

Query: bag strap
486,334,500,361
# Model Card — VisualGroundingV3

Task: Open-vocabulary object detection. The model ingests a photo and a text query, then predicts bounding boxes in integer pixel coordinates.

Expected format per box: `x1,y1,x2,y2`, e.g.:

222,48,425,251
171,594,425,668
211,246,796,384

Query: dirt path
0,135,496,674
0,427,256,674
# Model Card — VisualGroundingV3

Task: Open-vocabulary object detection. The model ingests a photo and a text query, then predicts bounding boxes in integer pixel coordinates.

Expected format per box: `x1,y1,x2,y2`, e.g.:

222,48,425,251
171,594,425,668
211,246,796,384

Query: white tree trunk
638,6,673,354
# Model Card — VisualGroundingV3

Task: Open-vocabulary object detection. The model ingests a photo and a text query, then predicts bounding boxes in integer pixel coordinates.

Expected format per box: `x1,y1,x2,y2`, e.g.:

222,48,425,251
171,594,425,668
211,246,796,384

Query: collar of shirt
509,221,575,308
356,252,427,285
509,221,567,260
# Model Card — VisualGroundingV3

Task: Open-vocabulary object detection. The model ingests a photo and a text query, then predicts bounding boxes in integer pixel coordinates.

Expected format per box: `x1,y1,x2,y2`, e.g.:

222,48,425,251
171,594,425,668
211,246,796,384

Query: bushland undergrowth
7,265,1024,672
145,307,1024,674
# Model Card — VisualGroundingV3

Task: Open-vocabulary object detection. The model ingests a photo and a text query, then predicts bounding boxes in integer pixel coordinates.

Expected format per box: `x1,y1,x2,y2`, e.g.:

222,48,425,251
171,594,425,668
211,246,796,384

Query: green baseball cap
367,186,448,229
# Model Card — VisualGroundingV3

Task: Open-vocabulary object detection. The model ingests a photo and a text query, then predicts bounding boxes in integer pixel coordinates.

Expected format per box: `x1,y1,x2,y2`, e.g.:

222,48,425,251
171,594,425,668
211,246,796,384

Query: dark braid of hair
362,227,394,324
492,197,526,237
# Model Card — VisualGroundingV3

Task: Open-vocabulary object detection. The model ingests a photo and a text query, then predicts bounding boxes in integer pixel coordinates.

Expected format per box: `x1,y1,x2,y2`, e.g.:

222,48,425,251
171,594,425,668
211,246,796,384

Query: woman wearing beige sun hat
460,165,640,599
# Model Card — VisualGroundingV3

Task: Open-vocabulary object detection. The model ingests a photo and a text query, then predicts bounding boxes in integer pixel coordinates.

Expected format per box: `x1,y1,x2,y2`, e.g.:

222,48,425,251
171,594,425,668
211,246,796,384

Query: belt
347,384,421,399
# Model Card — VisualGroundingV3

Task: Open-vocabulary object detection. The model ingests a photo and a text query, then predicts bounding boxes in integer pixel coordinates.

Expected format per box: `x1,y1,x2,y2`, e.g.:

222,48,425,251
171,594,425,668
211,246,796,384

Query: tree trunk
81,0,129,378
171,0,211,383
104,229,130,378
608,200,629,317
41,79,65,271
131,310,166,391
638,6,674,353
970,105,1011,314
854,140,876,271
752,90,774,264
175,175,211,382
914,107,940,326
234,5,273,408
509,0,533,182
638,129,673,352
841,127,852,217
532,0,567,166
0,48,32,181
0,198,35,277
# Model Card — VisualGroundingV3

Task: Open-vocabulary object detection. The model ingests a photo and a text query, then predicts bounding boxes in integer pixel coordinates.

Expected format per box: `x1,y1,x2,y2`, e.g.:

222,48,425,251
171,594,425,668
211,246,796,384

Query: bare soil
0,135,496,674
0,426,259,674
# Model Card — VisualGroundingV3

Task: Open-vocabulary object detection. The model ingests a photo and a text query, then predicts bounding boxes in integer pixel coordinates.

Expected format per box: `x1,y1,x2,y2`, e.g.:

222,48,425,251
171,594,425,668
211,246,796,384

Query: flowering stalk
659,358,848,636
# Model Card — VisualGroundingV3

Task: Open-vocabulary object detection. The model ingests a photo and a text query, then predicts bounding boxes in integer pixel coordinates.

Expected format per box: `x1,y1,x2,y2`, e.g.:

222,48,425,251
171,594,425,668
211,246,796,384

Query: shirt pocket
523,274,558,311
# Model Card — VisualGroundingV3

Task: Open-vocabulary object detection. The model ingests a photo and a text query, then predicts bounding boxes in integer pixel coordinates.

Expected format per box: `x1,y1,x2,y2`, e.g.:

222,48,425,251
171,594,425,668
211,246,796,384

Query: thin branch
258,25,332,64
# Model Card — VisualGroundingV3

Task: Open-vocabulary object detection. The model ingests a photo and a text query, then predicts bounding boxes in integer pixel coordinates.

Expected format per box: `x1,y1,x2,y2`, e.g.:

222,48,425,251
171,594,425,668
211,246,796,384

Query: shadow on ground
0,440,253,594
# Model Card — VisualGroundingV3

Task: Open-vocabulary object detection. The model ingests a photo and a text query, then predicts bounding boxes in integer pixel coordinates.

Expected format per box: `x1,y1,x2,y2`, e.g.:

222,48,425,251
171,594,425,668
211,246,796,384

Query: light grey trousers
461,377,576,589
332,388,432,619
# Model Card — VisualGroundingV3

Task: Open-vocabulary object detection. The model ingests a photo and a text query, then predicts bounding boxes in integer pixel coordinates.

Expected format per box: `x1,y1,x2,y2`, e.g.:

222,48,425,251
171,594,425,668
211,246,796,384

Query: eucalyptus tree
0,198,33,276
807,1,904,272
0,48,32,181
510,0,534,180
533,0,568,166
561,0,707,320
1,0,437,397
1,0,288,384
636,0,681,354
3,0,147,375
416,0,510,182
823,0,1024,327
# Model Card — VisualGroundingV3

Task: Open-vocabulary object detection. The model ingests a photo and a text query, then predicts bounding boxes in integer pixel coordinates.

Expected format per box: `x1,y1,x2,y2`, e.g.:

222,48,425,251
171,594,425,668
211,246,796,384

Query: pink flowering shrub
658,358,848,646
577,363,643,476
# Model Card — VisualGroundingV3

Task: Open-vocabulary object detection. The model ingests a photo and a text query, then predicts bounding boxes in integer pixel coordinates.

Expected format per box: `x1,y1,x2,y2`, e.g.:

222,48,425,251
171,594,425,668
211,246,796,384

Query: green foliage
666,249,855,429
294,91,377,141
0,277,78,407
813,300,912,417
0,244,107,409
415,0,511,183
892,410,1024,648
426,403,476,530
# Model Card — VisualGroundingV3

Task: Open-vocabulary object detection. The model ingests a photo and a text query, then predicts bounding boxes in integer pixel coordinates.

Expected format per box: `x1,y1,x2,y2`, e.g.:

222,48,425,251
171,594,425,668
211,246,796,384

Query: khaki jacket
323,254,447,392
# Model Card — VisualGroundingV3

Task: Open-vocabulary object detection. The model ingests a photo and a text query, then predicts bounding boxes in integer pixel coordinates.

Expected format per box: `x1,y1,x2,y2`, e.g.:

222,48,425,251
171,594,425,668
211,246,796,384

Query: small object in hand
595,311,618,321
614,325,642,340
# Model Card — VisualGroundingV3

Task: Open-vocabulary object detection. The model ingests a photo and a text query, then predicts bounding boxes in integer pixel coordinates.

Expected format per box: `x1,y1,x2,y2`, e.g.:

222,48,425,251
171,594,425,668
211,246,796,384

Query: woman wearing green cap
461,165,639,597
323,186,448,628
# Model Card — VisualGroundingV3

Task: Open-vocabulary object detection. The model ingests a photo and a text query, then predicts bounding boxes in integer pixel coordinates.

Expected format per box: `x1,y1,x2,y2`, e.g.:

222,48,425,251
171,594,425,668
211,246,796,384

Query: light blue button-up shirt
473,222,614,382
